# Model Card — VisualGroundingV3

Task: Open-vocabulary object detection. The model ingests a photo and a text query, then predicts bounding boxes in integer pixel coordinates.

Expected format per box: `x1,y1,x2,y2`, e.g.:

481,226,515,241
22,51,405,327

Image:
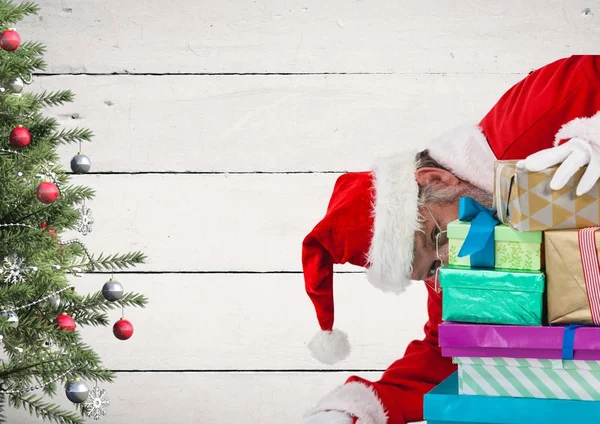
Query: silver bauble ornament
48,296,61,309
1,310,18,328
70,153,92,174
102,279,123,301
7,77,23,94
65,378,89,403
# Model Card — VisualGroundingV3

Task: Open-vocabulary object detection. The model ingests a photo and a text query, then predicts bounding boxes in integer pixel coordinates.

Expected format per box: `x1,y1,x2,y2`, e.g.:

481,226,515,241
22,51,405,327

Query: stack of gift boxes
424,161,600,424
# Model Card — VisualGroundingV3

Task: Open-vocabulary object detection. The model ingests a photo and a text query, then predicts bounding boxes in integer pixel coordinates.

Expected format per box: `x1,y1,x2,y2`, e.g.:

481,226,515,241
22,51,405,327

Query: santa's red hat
302,125,492,364
302,153,421,364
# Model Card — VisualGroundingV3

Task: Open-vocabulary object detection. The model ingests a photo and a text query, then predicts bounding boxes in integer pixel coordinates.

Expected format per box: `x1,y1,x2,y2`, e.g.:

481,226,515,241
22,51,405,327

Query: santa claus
301,55,600,424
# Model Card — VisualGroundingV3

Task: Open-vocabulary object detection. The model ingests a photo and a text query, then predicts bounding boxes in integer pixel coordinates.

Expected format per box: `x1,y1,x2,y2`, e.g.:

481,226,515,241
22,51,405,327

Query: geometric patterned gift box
494,160,600,232
423,372,600,424
454,357,600,401
447,220,542,271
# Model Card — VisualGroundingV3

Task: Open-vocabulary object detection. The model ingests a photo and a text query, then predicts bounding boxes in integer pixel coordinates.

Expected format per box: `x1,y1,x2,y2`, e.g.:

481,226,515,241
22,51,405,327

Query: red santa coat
303,55,600,424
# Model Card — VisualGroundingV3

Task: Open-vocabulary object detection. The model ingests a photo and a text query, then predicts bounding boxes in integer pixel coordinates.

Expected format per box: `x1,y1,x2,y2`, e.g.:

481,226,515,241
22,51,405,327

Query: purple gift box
438,322,600,360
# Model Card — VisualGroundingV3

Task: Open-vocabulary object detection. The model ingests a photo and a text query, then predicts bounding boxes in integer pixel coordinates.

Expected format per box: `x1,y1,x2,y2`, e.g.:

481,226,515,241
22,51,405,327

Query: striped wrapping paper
455,357,600,401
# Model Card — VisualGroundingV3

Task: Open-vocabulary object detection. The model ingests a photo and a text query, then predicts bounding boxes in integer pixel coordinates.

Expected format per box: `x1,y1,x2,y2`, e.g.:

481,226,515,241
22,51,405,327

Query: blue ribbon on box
457,197,500,268
562,324,587,360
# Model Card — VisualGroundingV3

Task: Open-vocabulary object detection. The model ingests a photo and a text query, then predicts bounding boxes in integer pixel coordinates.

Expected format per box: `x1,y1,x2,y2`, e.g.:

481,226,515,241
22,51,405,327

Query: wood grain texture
71,273,428,370
5,371,392,423
19,0,598,74
63,173,365,272
39,73,524,172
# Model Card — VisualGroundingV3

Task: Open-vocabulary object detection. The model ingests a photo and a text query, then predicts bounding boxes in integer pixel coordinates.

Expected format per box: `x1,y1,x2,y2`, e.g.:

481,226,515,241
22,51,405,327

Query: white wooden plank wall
9,1,598,422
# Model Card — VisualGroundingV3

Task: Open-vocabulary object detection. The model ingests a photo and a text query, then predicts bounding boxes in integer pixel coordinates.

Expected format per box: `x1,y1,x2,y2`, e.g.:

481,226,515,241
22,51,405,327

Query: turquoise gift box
424,372,600,423
439,265,545,326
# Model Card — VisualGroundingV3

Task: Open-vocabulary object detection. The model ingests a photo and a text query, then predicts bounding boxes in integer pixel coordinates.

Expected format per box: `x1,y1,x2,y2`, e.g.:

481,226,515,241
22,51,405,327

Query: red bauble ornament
36,181,59,204
0,29,20,51
113,318,134,340
9,126,30,148
41,222,57,238
56,313,76,331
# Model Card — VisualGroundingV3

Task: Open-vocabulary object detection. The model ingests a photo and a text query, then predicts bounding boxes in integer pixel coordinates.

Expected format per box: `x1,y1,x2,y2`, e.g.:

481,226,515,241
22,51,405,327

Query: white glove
303,411,353,424
516,137,600,196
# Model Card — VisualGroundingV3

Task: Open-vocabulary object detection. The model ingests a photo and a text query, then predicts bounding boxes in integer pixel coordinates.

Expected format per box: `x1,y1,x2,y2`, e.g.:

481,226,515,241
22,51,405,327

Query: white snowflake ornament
83,386,109,420
2,253,25,284
76,204,94,235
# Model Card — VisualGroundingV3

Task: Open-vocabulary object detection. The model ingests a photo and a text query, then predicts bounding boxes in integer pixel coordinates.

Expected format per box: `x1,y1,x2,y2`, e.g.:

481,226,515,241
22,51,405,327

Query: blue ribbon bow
457,197,500,268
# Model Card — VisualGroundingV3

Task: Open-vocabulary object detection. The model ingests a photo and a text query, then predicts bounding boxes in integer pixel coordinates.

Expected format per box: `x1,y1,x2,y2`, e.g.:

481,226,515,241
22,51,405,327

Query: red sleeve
346,283,456,423
479,55,600,160
305,283,456,424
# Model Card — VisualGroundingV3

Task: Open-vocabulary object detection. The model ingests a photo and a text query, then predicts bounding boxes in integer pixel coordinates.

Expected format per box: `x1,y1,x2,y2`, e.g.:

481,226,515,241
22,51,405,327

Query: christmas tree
0,1,147,422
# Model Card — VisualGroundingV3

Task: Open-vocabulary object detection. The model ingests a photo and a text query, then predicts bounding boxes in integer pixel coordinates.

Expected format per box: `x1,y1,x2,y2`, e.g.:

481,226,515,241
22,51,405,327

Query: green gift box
439,265,545,326
447,220,542,271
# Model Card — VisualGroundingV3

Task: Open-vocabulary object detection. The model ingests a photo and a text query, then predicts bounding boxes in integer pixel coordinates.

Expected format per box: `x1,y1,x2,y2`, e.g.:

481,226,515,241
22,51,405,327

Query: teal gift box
447,220,542,271
423,372,600,424
439,265,544,326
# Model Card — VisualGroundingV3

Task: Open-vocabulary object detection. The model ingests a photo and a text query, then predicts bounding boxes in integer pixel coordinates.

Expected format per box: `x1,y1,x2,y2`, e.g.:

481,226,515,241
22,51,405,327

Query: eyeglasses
424,205,447,294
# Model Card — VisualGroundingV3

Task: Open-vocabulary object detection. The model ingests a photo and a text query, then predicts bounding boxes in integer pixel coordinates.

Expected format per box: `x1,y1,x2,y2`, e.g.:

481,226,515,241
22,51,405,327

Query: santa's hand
303,411,353,424
516,138,600,196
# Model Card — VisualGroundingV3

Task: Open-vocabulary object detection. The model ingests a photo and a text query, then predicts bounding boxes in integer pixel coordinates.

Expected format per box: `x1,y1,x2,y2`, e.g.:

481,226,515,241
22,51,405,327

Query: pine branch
31,90,73,108
9,394,83,424
0,92,37,116
49,128,94,146
68,292,148,325
0,358,63,379
0,51,45,76
69,310,109,327
76,292,148,311
71,368,113,385
78,251,147,272
0,1,39,24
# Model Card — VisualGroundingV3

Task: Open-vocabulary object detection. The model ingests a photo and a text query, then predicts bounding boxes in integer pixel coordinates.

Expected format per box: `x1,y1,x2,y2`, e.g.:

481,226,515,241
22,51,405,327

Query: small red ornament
41,222,58,238
36,181,59,204
56,313,76,331
0,29,21,51
113,318,134,340
9,126,30,148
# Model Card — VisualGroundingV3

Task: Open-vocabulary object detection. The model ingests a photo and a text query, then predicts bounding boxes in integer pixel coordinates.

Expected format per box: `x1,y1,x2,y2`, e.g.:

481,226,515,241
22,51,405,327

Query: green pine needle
31,90,74,108
0,1,148,422
0,1,39,24
10,394,84,424
50,127,94,145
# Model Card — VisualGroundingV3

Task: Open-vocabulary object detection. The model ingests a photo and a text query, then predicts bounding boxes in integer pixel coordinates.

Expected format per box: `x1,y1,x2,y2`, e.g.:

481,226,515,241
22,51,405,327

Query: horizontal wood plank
70,273,428,370
63,173,368,272
19,0,597,74
35,74,524,172
8,371,431,424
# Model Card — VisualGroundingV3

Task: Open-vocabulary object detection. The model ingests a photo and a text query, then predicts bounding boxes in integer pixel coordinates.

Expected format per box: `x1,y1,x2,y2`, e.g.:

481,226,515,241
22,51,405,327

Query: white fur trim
308,329,351,365
554,111,600,147
304,381,388,424
366,152,420,293
426,124,496,192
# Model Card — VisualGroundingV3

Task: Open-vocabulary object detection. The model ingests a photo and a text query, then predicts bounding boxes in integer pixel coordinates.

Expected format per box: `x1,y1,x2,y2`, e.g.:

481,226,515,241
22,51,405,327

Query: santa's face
411,167,493,282
411,201,458,282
